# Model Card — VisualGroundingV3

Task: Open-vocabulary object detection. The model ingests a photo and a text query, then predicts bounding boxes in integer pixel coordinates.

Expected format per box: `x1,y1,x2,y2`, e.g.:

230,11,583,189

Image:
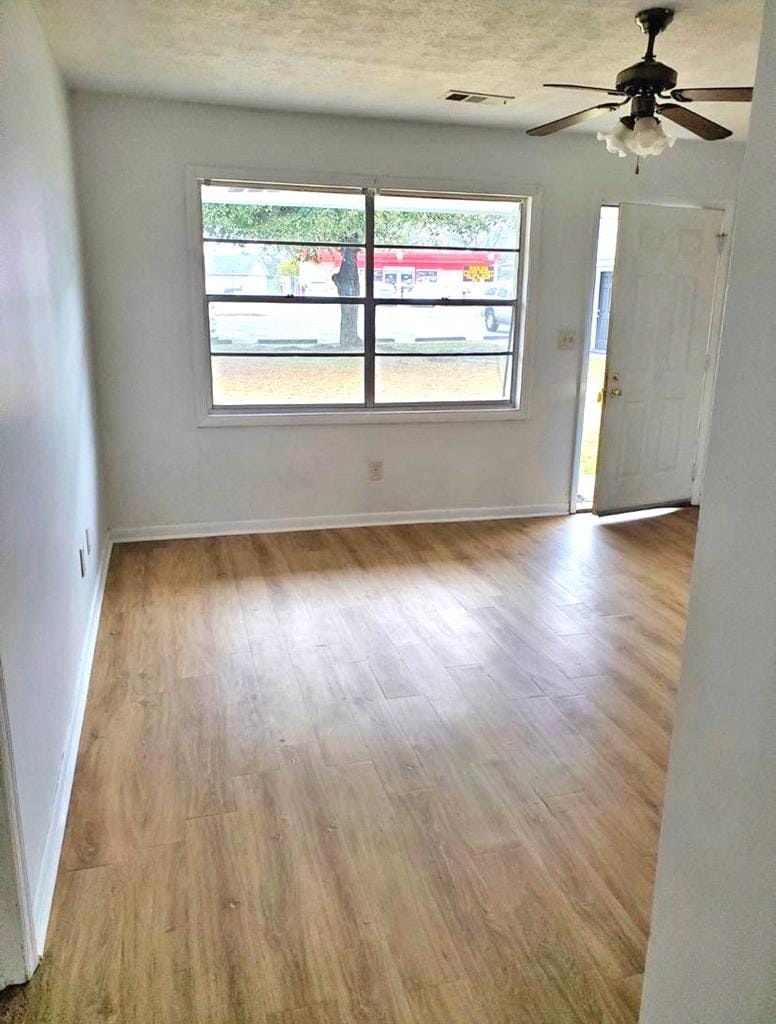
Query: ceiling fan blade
527,103,622,137
657,103,732,140
672,87,753,103
544,83,625,96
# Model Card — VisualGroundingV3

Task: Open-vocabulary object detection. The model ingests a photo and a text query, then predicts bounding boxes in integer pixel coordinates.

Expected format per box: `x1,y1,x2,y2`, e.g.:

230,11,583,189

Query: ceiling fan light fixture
597,122,632,158
597,115,675,161
628,115,675,156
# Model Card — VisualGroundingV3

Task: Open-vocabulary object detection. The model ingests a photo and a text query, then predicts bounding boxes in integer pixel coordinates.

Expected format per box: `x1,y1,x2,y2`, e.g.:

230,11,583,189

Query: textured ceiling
34,0,762,137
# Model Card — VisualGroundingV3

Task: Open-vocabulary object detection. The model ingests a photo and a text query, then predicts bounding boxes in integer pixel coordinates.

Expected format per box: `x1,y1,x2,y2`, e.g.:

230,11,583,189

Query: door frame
569,195,735,514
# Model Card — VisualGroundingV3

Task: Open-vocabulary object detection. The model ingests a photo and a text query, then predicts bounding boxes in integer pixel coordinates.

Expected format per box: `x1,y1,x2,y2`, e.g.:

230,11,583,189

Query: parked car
483,286,513,332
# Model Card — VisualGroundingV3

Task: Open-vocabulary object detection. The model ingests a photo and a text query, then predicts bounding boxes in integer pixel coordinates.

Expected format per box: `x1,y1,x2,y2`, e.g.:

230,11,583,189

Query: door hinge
716,232,728,254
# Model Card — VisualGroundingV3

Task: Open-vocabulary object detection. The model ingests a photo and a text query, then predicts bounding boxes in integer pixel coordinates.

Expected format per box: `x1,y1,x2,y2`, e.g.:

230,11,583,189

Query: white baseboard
31,535,113,956
110,503,569,543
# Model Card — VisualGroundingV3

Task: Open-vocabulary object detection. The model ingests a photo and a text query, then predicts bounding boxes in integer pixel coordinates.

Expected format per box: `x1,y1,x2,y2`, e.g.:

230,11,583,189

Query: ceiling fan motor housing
615,59,677,95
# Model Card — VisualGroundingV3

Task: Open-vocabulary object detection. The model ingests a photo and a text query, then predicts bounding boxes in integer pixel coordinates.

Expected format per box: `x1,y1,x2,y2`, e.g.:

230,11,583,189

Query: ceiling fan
526,7,753,163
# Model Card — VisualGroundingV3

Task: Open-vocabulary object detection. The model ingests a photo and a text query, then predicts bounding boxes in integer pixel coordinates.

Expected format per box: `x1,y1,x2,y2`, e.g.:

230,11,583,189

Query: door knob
609,387,623,397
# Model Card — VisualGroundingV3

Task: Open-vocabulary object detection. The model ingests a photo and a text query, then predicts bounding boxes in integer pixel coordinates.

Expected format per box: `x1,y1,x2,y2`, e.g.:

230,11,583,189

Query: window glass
374,194,520,249
204,241,365,298
209,302,364,355
201,184,365,244
375,305,514,354
200,183,524,411
375,355,513,404
372,249,517,300
212,356,364,406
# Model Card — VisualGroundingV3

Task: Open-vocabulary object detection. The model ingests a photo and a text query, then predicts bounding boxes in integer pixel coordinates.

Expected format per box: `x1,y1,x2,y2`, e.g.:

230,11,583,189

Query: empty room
1,1,775,1021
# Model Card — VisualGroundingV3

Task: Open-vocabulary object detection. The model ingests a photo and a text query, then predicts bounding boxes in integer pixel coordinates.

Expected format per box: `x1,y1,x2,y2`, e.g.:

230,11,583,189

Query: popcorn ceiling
33,0,761,134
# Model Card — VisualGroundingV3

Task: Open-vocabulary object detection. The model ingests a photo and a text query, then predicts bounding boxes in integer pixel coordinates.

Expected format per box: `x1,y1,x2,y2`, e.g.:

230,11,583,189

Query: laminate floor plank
217,649,279,775
551,695,667,811
513,694,655,810
4,510,697,1024
545,792,656,937
368,647,422,699
322,762,464,988
345,695,430,795
394,640,466,701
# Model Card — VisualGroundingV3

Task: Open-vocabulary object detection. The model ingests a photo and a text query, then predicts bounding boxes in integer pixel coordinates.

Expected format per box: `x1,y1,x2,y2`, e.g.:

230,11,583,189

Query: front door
594,203,724,515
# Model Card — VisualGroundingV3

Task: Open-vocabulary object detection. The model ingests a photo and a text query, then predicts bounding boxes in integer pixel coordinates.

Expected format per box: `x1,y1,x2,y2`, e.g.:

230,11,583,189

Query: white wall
640,5,776,1022
0,0,105,969
69,91,744,537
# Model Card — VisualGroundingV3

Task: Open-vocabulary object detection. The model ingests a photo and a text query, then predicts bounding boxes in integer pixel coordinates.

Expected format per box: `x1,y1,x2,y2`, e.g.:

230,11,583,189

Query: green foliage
202,203,363,244
375,210,510,247
276,256,300,277
201,202,513,248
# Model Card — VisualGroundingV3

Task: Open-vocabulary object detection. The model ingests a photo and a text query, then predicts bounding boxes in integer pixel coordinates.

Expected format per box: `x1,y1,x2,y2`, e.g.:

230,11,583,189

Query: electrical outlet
368,460,384,482
79,548,86,578
557,329,578,350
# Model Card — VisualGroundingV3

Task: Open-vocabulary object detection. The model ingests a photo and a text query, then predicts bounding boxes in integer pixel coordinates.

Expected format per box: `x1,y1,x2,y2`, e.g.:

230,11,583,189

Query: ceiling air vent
445,89,514,106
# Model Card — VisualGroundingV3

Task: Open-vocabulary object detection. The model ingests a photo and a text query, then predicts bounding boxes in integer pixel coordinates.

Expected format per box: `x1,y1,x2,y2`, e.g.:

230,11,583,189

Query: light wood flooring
1,509,698,1023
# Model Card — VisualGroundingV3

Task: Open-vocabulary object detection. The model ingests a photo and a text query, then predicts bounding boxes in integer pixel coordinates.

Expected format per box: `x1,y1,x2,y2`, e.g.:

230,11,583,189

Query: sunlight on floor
595,506,684,524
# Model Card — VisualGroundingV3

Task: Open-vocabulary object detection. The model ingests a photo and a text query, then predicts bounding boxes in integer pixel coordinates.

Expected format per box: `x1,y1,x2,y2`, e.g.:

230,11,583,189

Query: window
198,181,526,414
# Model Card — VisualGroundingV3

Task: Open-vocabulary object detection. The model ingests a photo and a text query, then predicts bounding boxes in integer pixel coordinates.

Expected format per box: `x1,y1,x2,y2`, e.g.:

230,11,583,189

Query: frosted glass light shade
596,122,632,158
627,116,676,156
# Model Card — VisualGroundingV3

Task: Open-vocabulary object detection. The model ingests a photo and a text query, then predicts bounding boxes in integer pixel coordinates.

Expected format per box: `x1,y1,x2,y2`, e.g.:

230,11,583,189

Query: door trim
690,205,735,504
570,195,735,514
570,203,613,514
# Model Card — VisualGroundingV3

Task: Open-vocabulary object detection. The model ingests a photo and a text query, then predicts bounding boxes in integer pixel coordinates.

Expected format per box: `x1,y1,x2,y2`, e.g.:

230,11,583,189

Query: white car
483,286,514,332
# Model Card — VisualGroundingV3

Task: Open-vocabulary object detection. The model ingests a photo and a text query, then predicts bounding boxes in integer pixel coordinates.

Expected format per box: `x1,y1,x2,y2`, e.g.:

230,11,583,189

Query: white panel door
594,203,723,515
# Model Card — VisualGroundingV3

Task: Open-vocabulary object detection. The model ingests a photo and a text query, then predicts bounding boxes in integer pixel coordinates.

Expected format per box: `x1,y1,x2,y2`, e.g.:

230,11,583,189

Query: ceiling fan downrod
636,7,675,62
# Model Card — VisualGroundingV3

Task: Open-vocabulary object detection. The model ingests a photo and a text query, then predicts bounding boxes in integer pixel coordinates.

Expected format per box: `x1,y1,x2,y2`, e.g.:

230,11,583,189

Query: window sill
199,406,529,427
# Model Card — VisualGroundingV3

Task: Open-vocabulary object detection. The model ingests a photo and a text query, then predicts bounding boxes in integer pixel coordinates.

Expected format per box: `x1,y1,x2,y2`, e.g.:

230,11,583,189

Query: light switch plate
558,329,578,350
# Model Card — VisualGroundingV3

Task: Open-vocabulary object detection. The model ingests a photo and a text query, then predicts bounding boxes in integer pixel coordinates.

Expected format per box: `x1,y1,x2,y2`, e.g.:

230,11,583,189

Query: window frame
186,167,540,426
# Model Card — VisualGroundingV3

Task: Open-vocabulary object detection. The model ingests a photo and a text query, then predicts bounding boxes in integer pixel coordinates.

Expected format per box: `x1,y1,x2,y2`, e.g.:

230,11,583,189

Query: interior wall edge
0,664,37,984
28,535,113,955
640,0,776,1018
0,0,108,981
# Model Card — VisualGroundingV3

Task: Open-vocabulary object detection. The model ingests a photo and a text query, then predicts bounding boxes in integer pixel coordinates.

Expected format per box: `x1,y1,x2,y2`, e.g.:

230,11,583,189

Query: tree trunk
332,243,361,349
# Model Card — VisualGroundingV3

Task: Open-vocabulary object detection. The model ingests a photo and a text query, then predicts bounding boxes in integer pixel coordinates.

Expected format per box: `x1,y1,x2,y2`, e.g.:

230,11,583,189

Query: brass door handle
609,387,623,397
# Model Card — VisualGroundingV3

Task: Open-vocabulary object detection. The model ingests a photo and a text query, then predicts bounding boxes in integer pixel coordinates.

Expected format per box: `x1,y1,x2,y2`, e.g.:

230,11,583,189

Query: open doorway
575,205,620,509
574,201,728,516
